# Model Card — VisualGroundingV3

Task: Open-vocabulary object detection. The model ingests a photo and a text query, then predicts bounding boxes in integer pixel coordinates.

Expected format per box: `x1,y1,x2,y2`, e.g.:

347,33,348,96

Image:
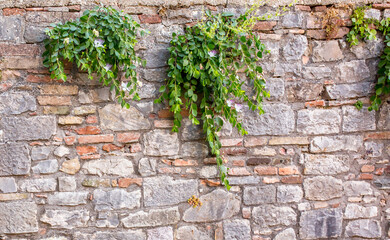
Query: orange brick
3,8,26,16
305,100,325,108
244,137,267,147
80,154,100,160
263,177,280,184
295,5,311,11
139,14,161,24
39,85,78,95
64,136,77,145
221,148,247,156
232,159,245,167
26,7,45,11
253,21,277,31
154,120,174,128
228,167,251,176
375,167,384,176
78,134,114,144
373,3,390,9
314,6,327,12
279,166,299,175
37,96,71,106
76,146,97,156
158,167,181,174
68,5,81,11
220,138,243,147
361,165,375,173
26,75,52,83
254,166,277,175
118,178,142,187
200,179,221,187
75,126,101,135
242,207,251,219
117,132,140,143
364,132,390,140
172,159,198,166
281,176,303,184
360,173,373,180
102,144,123,152
86,115,98,124
130,143,142,153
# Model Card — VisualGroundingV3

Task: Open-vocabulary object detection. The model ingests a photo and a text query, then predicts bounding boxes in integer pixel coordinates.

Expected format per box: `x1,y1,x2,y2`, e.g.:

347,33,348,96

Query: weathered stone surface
0,143,30,176
138,158,157,176
0,16,23,42
243,185,276,205
0,202,38,234
99,104,150,131
365,8,381,20
229,176,261,185
147,227,173,240
93,189,141,210
181,119,205,140
344,204,378,219
351,38,384,59
32,159,58,174
312,40,343,62
176,226,212,240
281,12,303,28
24,24,46,43
342,106,376,132
143,130,180,156
277,185,303,203
54,146,70,157
300,208,343,239
20,178,57,192
58,176,76,192
183,189,240,222
48,192,89,206
144,48,170,68
82,158,134,176
304,176,343,200
297,109,341,134
144,176,198,207
364,141,383,157
74,231,146,240
0,92,36,114
31,146,51,161
303,154,350,175
73,105,96,115
96,212,120,228
252,205,296,231
336,60,371,83
1,116,56,141
60,157,80,175
310,135,363,153
345,181,373,196
282,34,308,61
199,166,218,178
41,210,90,229
242,104,294,135
275,228,296,240
122,207,180,228
287,82,323,101
345,219,381,238
378,102,390,130
223,219,251,240
325,82,374,100
181,142,208,157
302,66,332,80
265,78,285,101
0,177,17,193
374,178,390,190
82,178,111,188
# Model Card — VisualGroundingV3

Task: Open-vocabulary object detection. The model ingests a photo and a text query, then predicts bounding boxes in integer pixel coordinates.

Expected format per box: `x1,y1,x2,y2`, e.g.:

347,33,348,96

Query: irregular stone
286,82,323,101
54,146,70,157
181,142,208,157
378,102,390,130
310,135,363,153
374,178,390,190
281,12,303,28
99,104,151,131
325,82,374,100
365,8,381,20
32,159,58,174
138,158,157,177
145,48,170,68
58,116,84,125
181,119,205,140
312,40,343,62
141,67,167,82
122,207,180,228
137,82,157,99
302,66,332,80
0,177,17,193
82,158,134,176
351,38,384,59
48,192,89,206
303,154,350,175
93,189,141,210
282,34,308,61
345,181,373,196
269,137,309,145
147,227,173,240
228,176,261,185
60,158,80,175
40,209,89,229
20,178,57,192
199,166,218,178
144,176,198,207
176,226,212,240
73,106,96,115
0,16,23,42
364,141,383,157
274,228,296,240
345,219,381,238
297,109,341,134
58,176,76,192
31,146,51,160
344,204,378,219
243,185,276,205
277,185,303,203
24,24,46,43
183,189,240,222
265,78,285,101
273,62,302,77
342,106,376,132
0,143,30,176
0,202,38,234
336,60,370,83
74,230,145,240
252,205,296,231
223,219,251,240
304,176,343,200
1,116,56,141
43,106,70,115
82,178,111,188
0,92,36,115
143,130,179,156
96,212,119,228
242,104,295,135
300,208,343,239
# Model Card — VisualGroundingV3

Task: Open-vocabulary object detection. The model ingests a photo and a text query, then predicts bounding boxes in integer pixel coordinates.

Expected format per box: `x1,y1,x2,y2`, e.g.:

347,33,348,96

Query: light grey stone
199,166,218,178
374,178,390,190
243,185,276,205
262,40,280,62
282,34,308,61
304,176,343,200
286,82,323,101
300,208,343,239
0,177,17,193
48,192,89,206
58,176,77,192
183,189,240,222
138,158,157,177
342,106,376,132
99,104,151,131
274,228,296,240
141,68,167,82
1,116,56,141
0,143,30,176
181,119,205,140
310,135,363,153
122,207,180,228
24,24,47,43
143,130,180,156
312,40,343,62
252,205,296,231
74,231,146,240
336,60,371,83
0,92,36,115
351,38,384,59
265,78,285,101
0,16,24,42
223,219,251,240
297,109,341,134
345,181,373,196
147,227,173,240
344,204,378,219
228,176,261,185
365,8,381,20
82,158,134,177
96,212,119,228
144,176,198,207
303,154,350,175
0,202,38,234
137,83,157,99
93,189,141,210
40,210,89,229
32,159,58,174
365,141,383,157
302,66,332,80
281,12,303,28
20,178,57,192
176,226,212,240
378,102,390,130
31,146,51,161
242,104,295,135
345,219,381,238
54,146,70,157
325,82,374,100
273,62,302,77
277,185,303,203
145,48,170,68
181,142,208,157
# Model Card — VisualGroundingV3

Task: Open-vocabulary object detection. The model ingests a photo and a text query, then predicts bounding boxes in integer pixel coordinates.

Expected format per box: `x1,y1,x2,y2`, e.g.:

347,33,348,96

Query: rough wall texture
1,0,390,239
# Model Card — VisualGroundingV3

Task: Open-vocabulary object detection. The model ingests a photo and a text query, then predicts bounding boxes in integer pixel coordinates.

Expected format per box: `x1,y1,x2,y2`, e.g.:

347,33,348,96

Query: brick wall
0,1,390,239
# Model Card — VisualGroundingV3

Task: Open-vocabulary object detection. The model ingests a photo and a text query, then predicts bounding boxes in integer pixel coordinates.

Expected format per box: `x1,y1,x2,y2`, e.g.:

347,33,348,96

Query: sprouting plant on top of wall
321,5,352,39
155,1,293,190
347,6,389,111
42,4,147,108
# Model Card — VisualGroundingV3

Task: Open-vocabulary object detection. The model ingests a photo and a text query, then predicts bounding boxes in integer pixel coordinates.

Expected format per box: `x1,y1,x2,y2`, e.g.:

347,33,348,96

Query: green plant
42,5,147,107
155,2,289,190
347,6,389,111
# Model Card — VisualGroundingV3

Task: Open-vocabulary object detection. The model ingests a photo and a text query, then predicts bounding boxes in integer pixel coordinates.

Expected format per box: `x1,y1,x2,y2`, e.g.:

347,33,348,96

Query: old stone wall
1,0,390,239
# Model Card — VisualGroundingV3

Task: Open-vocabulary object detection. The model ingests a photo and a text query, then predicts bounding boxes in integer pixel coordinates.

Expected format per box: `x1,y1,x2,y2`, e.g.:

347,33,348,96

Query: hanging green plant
42,5,147,107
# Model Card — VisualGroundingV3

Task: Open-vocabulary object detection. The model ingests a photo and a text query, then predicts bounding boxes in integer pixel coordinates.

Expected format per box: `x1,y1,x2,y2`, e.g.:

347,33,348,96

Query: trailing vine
43,5,147,107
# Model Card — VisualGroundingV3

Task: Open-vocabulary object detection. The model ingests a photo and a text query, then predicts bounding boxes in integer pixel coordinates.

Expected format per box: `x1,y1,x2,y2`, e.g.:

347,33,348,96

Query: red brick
117,132,140,143
37,96,71,106
385,165,390,175
130,143,142,153
139,14,162,24
80,154,100,160
295,5,311,11
102,144,123,152
279,166,299,175
0,83,13,92
68,5,81,12
26,7,45,11
281,176,303,184
244,137,267,147
375,167,384,176
154,120,174,128
314,6,327,12
228,167,251,176
75,126,101,135
373,3,390,9
158,109,189,118
26,75,52,83
158,167,181,174
232,159,245,167
305,100,326,108
253,21,277,31
86,115,98,124
200,179,221,187
359,173,373,180
162,159,172,165
254,166,277,175
3,8,26,16
78,134,114,144
172,159,198,166
364,132,390,140
30,141,44,146
263,177,280,184
64,136,77,145
221,147,247,156
118,178,142,187
220,138,243,147
361,165,375,173
0,44,40,56
76,145,97,156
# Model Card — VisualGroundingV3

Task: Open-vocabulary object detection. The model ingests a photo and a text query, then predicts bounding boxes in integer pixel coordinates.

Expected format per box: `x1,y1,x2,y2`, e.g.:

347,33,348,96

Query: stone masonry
0,0,390,239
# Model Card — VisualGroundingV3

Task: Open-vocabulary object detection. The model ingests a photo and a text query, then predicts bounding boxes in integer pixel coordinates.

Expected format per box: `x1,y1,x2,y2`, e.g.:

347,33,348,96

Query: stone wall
0,0,390,239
